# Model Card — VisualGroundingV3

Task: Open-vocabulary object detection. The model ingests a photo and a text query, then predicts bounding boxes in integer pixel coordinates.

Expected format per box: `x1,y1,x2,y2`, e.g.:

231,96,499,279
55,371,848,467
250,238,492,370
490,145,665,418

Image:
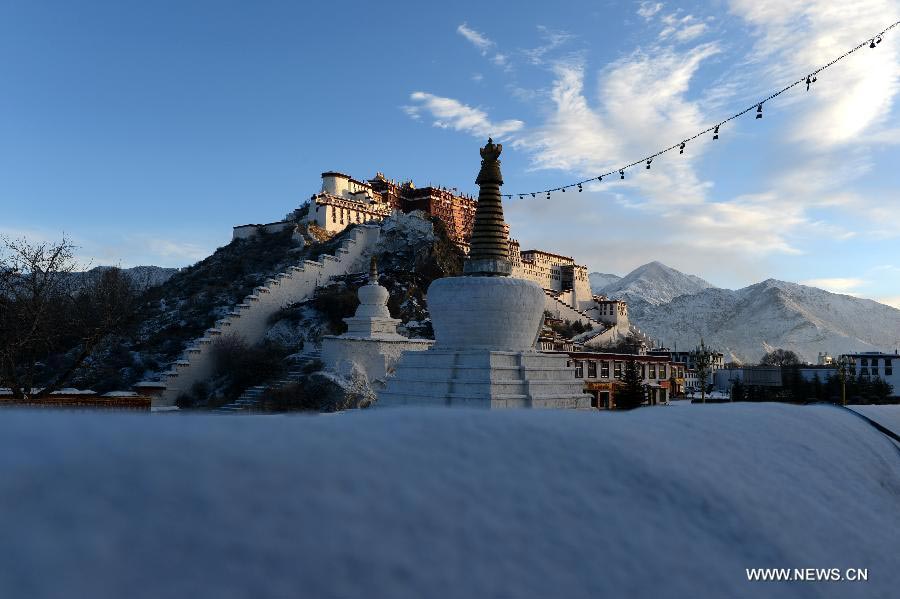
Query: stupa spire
369,255,378,284
464,138,512,276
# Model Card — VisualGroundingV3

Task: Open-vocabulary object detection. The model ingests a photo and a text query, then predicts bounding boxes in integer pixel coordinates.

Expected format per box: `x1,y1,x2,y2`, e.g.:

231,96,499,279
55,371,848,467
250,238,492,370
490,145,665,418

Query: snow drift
0,404,897,598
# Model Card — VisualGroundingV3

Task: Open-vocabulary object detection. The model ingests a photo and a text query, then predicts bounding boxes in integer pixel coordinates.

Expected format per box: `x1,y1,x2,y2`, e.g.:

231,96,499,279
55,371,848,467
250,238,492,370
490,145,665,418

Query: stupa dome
355,257,391,319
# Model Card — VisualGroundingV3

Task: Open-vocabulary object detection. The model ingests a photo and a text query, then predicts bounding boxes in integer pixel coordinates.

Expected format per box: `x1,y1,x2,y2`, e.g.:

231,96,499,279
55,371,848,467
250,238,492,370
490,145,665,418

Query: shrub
310,283,359,334
210,333,289,399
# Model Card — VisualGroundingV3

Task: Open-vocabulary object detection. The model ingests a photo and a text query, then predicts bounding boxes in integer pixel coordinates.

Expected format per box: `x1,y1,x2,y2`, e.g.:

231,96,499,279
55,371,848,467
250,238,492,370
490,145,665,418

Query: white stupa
321,258,432,386
378,139,591,409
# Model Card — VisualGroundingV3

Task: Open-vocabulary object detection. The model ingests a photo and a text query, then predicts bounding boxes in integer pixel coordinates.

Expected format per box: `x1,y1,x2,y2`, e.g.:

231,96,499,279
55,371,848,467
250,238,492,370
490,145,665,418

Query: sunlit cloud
801,277,867,295
405,92,524,139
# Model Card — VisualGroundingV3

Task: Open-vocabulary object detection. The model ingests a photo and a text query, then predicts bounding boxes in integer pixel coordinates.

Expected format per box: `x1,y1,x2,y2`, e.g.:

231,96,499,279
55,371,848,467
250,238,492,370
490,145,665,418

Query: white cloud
729,0,900,148
523,26,575,66
457,23,493,54
509,2,900,259
659,14,709,42
410,6,900,285
405,92,524,139
800,277,867,295
457,23,510,70
638,2,664,20
877,295,900,309
514,43,720,206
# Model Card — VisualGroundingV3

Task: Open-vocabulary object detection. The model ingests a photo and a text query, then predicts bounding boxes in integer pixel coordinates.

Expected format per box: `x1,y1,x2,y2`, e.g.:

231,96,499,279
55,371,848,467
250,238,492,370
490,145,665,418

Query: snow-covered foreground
849,404,900,436
1,404,898,598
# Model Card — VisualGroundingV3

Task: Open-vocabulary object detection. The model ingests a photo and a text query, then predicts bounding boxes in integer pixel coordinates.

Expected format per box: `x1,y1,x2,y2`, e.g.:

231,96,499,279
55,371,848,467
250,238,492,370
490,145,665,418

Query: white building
510,246,592,311
841,351,899,396
306,172,394,234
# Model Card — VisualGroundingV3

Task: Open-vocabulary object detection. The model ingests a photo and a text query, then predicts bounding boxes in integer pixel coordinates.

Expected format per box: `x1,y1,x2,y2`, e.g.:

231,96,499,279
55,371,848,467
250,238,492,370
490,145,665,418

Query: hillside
588,262,900,363
632,279,900,363
588,272,621,291
66,213,462,398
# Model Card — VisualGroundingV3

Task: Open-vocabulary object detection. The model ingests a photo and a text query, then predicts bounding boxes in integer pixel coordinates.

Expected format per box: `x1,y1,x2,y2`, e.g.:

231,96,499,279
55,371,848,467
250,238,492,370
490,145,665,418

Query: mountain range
68,265,179,289
590,262,900,364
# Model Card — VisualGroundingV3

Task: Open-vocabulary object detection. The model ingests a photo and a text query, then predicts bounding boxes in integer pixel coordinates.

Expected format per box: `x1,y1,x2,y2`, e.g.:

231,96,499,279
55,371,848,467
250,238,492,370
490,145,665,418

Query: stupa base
377,349,591,409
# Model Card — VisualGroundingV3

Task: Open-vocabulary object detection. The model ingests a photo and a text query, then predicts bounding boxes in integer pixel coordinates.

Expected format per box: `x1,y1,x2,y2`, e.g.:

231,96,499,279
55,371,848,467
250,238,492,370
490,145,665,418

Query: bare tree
0,236,138,398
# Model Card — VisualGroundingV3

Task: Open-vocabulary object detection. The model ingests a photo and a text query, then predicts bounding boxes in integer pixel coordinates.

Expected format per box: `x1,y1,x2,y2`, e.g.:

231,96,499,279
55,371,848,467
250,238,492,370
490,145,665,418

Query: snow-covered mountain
70,265,179,289
593,261,714,306
120,266,179,288
587,262,900,363
631,278,900,364
588,272,621,291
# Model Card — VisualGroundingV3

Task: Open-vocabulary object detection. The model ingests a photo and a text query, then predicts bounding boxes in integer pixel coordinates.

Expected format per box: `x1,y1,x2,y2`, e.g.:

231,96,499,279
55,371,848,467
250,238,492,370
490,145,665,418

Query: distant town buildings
650,348,725,383
555,349,686,408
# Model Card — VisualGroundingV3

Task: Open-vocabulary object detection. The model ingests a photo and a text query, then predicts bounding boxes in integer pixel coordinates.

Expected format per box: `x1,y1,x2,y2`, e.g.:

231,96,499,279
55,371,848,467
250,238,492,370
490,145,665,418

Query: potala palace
134,163,664,408
241,169,649,340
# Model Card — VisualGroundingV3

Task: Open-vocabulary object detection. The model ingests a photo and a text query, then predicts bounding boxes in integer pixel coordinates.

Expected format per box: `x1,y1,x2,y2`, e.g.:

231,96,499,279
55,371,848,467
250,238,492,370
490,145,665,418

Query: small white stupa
378,139,591,409
321,258,432,386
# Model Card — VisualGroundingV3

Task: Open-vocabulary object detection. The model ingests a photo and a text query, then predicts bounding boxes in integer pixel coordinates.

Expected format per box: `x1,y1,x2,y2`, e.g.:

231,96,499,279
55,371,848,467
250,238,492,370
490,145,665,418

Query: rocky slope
68,212,461,398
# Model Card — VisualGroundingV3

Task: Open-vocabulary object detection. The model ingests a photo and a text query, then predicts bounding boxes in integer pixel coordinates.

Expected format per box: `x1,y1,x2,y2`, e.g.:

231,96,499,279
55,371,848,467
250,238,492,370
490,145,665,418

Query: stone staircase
214,350,324,414
214,385,268,414
544,290,602,329
139,225,381,408
379,349,590,408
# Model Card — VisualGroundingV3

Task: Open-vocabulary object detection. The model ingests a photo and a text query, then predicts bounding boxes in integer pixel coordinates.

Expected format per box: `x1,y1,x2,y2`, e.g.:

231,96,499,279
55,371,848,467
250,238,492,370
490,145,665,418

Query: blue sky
2,0,899,306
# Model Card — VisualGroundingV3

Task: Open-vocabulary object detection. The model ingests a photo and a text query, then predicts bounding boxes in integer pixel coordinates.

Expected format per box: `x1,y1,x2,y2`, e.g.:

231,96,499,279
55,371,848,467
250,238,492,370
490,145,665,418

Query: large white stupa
378,139,590,408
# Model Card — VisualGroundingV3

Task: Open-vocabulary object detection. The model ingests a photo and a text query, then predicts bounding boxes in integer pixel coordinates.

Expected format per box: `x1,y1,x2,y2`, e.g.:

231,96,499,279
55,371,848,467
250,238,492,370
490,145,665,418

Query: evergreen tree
811,374,823,402
691,339,715,404
616,357,645,410
731,379,745,402
871,377,894,404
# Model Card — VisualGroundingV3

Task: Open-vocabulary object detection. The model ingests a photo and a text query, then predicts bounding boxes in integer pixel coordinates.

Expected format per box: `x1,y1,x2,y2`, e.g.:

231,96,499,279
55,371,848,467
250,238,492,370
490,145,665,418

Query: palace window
574,361,584,378
659,365,667,379
861,358,868,366
601,361,610,378
614,361,623,378
587,361,597,378
648,364,656,379
332,206,337,223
